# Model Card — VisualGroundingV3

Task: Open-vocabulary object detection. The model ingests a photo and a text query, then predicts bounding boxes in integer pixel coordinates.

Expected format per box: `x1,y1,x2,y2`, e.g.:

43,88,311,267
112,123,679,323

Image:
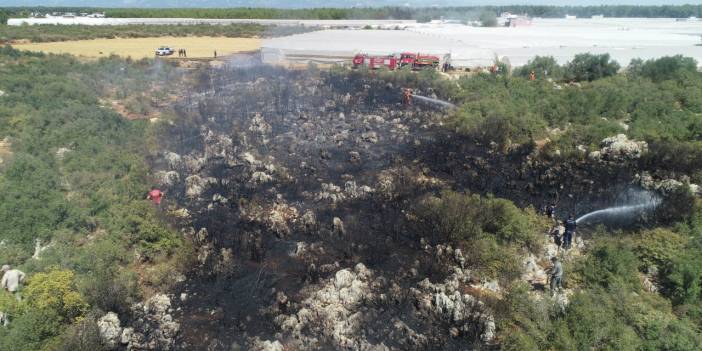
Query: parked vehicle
155,47,175,56
352,54,369,67
353,52,443,70
369,56,397,70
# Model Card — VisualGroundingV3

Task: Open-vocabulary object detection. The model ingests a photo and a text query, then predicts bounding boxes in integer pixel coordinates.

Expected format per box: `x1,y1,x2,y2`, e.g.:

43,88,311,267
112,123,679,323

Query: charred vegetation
147,61,693,350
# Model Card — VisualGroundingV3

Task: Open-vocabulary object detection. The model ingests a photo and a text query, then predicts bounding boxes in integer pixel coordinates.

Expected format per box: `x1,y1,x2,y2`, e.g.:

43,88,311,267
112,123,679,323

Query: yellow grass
12,36,261,59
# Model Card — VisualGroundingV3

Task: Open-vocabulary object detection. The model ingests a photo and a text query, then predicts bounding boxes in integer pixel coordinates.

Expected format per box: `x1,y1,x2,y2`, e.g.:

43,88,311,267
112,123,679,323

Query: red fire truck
353,54,398,70
354,52,442,70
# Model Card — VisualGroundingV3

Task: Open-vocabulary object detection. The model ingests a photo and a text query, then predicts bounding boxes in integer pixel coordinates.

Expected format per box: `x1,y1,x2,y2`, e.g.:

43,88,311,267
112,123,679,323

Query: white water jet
412,95,456,109
576,191,662,224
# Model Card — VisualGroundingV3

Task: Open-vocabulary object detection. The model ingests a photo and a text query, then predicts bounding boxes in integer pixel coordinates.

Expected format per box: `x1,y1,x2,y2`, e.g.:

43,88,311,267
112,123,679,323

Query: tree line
0,23,269,43
2,5,702,21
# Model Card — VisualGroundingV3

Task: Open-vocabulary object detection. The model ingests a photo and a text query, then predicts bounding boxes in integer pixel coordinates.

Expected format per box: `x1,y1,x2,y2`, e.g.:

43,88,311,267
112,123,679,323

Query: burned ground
151,64,663,350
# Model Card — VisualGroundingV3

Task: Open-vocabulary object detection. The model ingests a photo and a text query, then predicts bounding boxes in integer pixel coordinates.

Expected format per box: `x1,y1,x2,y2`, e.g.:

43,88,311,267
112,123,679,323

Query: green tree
577,241,641,290
479,10,498,27
0,309,63,351
635,55,699,82
514,56,564,80
0,10,8,25
564,53,621,82
24,269,88,323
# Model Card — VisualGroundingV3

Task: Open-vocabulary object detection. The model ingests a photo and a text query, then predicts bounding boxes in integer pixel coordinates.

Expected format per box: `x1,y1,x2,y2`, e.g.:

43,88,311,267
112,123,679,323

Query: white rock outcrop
155,171,180,187
276,264,378,350
125,294,180,350
597,134,647,160
98,312,122,350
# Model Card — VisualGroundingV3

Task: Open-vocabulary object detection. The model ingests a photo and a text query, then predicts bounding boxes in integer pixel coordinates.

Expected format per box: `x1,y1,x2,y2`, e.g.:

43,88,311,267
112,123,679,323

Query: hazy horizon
3,0,702,9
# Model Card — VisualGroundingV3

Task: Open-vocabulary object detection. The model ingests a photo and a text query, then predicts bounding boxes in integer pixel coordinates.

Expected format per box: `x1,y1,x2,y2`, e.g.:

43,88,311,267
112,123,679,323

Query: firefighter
547,257,563,296
402,88,413,106
546,202,557,221
147,188,164,206
1,265,26,300
550,225,563,249
563,214,577,249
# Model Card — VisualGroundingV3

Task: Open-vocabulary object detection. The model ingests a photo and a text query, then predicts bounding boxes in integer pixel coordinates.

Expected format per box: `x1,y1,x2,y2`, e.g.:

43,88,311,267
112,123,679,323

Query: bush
479,10,498,27
78,268,139,317
46,313,106,351
631,55,699,82
414,191,545,279
513,56,563,80
416,191,544,247
576,241,641,291
24,268,88,323
0,308,63,351
632,228,687,270
564,53,621,82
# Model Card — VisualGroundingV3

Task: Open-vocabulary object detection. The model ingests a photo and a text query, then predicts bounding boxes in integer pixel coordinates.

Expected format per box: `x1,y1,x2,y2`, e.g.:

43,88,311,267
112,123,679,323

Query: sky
3,0,702,8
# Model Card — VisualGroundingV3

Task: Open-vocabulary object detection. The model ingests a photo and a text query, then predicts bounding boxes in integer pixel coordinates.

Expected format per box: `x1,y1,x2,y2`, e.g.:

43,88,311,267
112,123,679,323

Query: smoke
224,53,264,69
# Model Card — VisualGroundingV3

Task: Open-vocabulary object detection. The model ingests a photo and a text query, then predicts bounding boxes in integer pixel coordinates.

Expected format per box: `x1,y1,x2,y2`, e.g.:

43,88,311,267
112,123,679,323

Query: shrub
479,10,498,27
78,268,139,317
24,268,89,323
576,241,641,291
414,191,545,279
46,313,106,351
0,308,63,351
632,55,699,82
564,53,621,82
513,56,564,81
453,100,548,147
632,228,687,270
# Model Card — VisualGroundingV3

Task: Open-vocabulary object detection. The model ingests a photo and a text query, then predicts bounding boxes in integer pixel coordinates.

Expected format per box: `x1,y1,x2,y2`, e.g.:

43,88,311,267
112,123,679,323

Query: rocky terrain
127,65,692,350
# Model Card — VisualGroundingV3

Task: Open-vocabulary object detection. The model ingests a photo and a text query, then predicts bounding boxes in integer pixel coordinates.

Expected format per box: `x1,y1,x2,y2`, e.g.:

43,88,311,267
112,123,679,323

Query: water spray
576,189,662,225
412,95,457,109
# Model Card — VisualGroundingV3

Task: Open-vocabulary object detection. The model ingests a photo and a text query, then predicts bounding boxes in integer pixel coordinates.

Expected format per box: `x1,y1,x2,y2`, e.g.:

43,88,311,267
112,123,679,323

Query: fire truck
398,52,441,69
353,54,397,70
353,52,443,71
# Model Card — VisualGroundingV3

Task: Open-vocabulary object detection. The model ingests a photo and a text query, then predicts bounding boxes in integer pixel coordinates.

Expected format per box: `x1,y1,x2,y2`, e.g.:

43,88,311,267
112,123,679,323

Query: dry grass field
11,36,261,59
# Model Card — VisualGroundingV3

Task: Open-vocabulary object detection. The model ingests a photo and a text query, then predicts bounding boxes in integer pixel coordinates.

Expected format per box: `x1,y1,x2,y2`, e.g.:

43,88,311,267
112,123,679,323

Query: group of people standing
177,49,219,58
546,203,577,250
544,203,579,296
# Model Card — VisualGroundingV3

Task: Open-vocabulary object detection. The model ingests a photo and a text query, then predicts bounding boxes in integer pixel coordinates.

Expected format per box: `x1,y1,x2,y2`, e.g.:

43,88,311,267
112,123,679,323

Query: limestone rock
276,265,376,349
121,327,134,345
185,175,215,198
258,340,284,351
155,171,180,187
164,152,182,170
334,269,355,289
125,294,180,350
98,312,122,350
251,171,273,184
656,178,684,194
56,147,72,159
332,217,345,236
599,134,647,160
